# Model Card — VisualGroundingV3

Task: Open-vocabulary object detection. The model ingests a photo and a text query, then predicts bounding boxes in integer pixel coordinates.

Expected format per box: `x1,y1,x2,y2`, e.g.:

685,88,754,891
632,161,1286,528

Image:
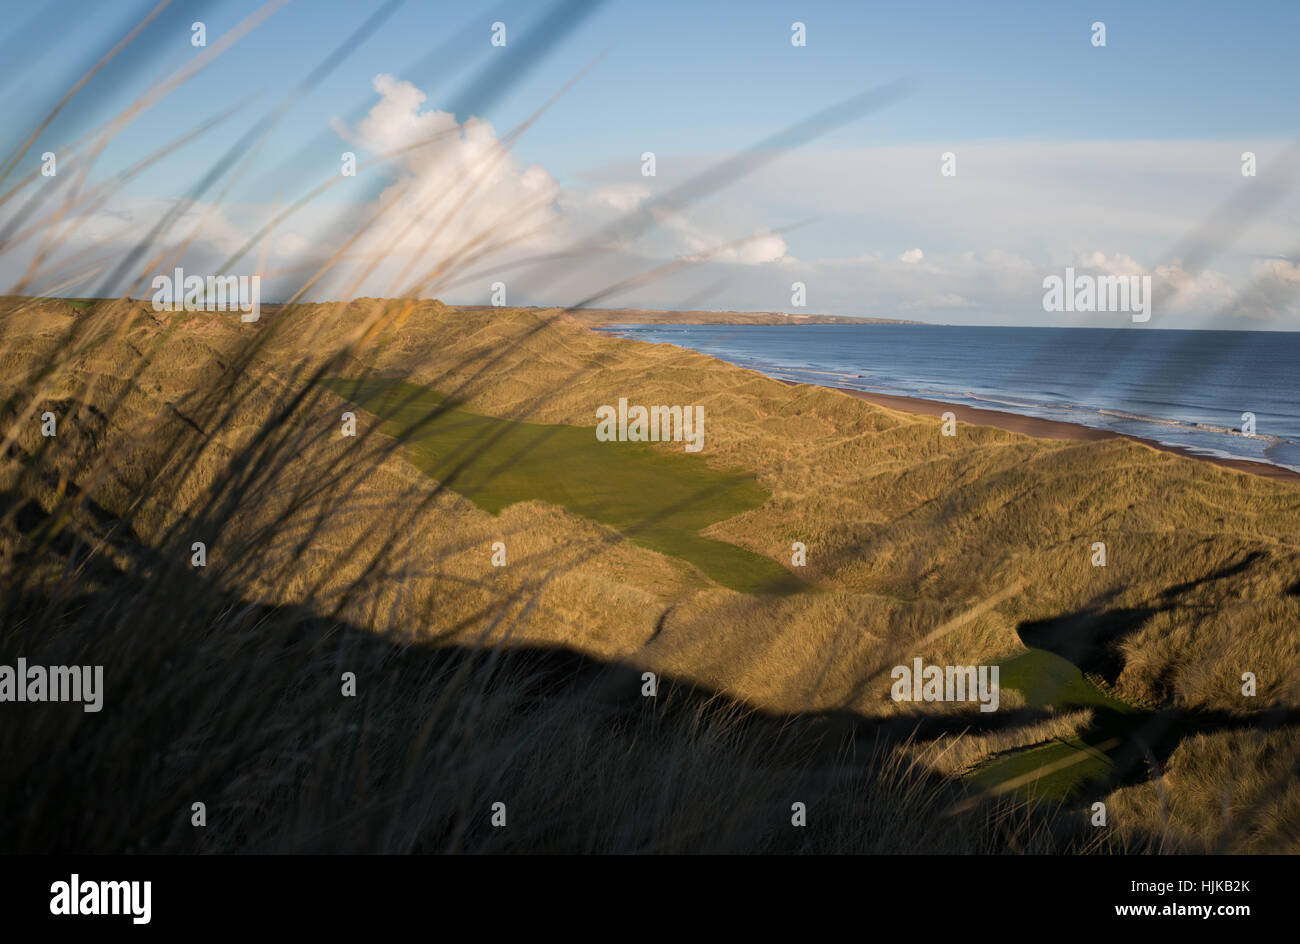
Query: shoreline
811,385,1300,484
588,321,1299,485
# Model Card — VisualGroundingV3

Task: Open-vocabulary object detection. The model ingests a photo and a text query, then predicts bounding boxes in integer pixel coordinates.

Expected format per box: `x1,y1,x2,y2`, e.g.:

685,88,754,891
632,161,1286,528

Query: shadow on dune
1018,606,1158,685
6,483,1297,851
0,487,1132,854
993,560,1300,813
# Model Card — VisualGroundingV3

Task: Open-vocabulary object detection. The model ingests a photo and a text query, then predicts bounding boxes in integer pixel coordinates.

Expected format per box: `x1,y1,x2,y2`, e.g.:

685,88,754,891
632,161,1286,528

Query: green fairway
964,731,1119,801
997,648,1136,714
965,648,1145,801
323,377,804,594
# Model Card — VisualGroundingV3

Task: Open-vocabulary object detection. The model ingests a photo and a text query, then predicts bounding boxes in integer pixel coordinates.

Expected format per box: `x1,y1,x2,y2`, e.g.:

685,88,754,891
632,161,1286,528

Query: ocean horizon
597,323,1300,473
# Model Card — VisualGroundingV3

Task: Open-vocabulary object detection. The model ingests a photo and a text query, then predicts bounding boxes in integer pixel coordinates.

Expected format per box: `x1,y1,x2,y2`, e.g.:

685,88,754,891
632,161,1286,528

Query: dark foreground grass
0,490,1091,854
324,377,805,594
0,305,1184,854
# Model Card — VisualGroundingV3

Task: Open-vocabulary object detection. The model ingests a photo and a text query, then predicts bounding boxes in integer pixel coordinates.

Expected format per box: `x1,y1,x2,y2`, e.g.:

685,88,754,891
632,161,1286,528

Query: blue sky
5,0,1300,325
13,0,1300,187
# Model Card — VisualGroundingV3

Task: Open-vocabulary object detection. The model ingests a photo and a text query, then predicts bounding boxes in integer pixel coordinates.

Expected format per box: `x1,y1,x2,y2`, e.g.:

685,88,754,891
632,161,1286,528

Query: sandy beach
829,387,1300,484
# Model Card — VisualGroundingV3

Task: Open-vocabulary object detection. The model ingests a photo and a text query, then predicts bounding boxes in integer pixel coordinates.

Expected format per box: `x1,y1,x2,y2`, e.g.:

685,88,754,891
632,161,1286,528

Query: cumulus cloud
1224,257,1300,322
560,183,652,215
650,207,788,265
336,74,562,295
6,74,1300,328
317,74,788,299
1077,251,1145,276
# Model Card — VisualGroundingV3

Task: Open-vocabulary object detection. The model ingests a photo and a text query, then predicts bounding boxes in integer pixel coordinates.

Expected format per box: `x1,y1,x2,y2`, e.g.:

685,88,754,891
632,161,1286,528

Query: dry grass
2,294,1297,852
2,3,1296,852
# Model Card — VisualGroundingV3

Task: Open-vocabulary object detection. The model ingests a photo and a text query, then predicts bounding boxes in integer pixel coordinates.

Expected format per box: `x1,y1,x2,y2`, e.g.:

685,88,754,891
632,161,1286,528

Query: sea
594,324,1300,473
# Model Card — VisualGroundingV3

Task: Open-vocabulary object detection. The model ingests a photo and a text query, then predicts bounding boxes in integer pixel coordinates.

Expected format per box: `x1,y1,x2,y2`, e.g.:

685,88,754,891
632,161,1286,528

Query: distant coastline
450,304,925,326
596,321,1300,480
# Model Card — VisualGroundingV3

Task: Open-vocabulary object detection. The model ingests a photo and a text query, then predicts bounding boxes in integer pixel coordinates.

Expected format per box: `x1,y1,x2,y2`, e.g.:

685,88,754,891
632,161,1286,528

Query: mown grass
323,376,805,595
998,648,1139,714
966,648,1143,800
0,465,1072,854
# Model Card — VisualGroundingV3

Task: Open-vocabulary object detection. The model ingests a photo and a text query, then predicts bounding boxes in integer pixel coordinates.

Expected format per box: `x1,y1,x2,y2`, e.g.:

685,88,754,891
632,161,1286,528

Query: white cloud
6,76,1300,330
1078,251,1144,276
336,74,562,296
561,183,652,215
1225,257,1300,322
274,232,309,259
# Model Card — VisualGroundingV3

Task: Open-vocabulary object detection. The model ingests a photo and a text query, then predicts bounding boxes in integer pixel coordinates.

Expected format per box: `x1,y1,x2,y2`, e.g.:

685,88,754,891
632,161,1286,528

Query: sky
4,0,1300,327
